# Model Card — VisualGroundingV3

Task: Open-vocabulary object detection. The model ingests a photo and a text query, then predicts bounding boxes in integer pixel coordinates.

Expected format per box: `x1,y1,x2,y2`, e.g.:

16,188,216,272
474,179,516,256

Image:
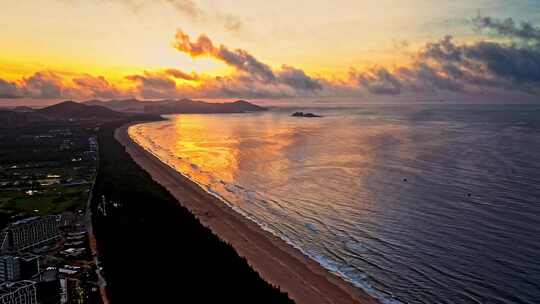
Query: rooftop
8,215,58,228
0,280,36,295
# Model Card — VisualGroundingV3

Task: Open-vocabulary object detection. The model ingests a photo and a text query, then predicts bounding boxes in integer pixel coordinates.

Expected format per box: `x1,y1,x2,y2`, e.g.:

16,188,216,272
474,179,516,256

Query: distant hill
37,101,125,120
0,99,264,128
0,101,160,128
144,99,266,114
83,98,267,114
83,99,146,113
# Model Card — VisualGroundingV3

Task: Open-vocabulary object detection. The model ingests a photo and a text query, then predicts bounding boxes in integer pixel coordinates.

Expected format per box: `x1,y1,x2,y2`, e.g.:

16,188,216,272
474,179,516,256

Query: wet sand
115,123,378,304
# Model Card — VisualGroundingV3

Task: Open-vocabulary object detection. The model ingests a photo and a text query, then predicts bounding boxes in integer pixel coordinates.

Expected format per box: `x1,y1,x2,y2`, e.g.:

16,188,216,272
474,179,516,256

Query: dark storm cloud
277,65,323,91
164,69,199,81
221,48,276,82
21,72,63,98
421,35,464,62
1,72,125,100
464,41,540,84
351,25,540,96
413,63,465,92
472,16,540,43
125,71,179,99
420,34,540,88
71,74,122,99
0,79,21,98
352,67,402,95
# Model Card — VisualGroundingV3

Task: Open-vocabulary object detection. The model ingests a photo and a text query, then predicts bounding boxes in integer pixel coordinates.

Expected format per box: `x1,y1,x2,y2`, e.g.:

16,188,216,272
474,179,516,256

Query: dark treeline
92,121,294,303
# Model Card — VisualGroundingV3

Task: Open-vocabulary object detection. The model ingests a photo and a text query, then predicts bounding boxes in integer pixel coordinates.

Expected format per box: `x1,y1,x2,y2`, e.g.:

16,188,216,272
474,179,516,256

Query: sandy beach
115,122,378,304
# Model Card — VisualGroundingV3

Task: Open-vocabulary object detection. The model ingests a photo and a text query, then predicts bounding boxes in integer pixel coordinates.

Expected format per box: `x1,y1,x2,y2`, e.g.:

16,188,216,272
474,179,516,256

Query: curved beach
115,122,378,304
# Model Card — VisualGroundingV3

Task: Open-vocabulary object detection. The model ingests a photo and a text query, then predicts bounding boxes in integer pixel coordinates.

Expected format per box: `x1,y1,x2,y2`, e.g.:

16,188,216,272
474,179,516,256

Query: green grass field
0,184,89,217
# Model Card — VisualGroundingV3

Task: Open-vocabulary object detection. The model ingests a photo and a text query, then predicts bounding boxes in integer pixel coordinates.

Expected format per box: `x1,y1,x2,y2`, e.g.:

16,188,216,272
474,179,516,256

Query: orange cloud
174,30,276,82
1,16,539,101
164,68,199,81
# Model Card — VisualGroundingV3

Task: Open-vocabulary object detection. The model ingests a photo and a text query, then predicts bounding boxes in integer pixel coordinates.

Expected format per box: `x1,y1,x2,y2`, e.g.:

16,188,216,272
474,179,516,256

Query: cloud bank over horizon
1,16,539,102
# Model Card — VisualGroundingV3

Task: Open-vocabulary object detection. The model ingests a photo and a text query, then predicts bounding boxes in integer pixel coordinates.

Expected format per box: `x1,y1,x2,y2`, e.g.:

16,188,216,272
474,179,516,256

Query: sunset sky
1,0,540,101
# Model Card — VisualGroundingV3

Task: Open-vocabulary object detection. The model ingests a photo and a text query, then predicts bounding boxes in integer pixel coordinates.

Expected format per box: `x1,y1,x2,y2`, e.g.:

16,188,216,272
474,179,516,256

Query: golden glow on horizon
1,0,537,100
0,1,484,82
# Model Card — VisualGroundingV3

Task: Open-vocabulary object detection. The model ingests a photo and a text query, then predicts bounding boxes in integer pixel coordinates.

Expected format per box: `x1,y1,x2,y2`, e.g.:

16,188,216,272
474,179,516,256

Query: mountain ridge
83,98,267,114
37,100,125,119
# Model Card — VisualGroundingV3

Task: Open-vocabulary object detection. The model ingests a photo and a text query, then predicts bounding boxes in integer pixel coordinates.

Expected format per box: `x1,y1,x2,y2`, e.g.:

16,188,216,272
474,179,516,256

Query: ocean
129,103,540,304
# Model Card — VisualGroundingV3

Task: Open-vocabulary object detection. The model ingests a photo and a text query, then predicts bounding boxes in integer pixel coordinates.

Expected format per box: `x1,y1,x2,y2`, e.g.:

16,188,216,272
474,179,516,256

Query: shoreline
115,122,378,304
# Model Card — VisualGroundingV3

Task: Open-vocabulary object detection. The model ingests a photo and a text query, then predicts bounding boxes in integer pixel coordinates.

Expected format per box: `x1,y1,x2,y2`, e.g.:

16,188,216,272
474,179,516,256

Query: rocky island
291,112,322,118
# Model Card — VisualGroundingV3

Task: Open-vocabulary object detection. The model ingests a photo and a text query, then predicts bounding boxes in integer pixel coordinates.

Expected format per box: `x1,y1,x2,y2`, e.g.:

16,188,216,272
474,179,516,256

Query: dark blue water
132,103,540,304
343,104,540,303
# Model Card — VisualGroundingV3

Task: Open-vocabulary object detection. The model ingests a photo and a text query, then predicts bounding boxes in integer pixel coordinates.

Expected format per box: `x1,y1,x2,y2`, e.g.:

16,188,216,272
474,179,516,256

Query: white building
0,216,60,253
0,281,37,304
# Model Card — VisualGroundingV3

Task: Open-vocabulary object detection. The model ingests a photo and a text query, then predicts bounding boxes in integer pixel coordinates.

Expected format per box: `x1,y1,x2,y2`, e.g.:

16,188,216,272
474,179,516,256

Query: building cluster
0,216,60,253
0,124,101,303
0,280,37,304
0,214,98,304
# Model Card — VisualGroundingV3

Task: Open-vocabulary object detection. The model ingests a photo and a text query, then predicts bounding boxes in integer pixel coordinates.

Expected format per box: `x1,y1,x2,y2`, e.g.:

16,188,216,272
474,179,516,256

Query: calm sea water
129,104,540,304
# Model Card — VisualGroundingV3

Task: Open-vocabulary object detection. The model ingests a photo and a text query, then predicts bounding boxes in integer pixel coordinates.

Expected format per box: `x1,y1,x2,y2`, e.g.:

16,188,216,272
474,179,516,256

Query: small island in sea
291,112,322,118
